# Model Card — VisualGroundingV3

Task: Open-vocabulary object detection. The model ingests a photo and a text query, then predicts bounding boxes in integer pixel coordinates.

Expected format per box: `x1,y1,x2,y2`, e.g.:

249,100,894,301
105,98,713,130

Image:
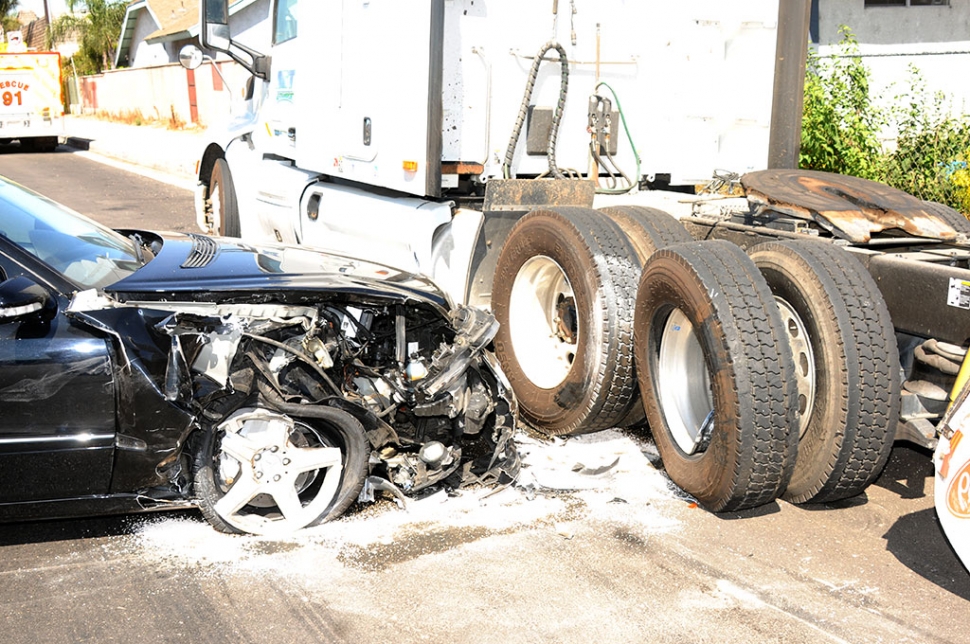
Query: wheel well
198,144,226,189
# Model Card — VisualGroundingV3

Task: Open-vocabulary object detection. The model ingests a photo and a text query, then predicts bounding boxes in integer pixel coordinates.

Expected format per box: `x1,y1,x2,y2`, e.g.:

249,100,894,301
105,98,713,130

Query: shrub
800,27,885,181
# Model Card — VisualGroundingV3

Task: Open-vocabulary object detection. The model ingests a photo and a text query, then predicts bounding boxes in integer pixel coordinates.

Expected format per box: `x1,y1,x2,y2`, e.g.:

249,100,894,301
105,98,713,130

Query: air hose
502,41,570,180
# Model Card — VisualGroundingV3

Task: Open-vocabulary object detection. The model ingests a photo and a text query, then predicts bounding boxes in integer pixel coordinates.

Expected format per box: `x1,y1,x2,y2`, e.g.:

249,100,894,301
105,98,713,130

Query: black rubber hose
502,41,570,180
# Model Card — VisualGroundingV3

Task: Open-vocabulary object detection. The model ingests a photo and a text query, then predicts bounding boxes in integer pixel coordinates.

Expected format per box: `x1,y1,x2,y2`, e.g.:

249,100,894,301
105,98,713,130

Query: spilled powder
126,428,683,580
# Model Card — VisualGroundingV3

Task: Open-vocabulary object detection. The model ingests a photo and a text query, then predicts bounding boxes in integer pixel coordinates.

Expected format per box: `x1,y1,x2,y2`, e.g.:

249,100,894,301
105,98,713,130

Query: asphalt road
0,142,195,231
0,147,968,644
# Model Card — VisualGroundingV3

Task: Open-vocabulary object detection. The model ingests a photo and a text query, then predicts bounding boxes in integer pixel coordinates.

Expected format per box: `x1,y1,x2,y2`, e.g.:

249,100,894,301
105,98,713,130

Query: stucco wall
76,60,253,127
817,0,970,120
818,0,970,45
128,10,170,67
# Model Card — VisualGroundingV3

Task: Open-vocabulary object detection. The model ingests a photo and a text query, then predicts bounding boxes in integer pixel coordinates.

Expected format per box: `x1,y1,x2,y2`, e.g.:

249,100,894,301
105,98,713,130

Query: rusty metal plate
483,179,596,214
742,169,961,243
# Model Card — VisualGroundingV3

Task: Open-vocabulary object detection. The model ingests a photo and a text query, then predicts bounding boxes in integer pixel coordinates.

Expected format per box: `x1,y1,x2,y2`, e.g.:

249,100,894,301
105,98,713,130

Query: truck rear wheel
598,205,692,263
492,207,639,435
634,240,798,512
599,205,693,427
210,158,241,237
749,240,899,504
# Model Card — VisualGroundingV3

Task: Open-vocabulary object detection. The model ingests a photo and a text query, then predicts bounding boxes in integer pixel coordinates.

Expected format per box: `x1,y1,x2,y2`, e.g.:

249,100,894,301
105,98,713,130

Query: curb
61,136,91,151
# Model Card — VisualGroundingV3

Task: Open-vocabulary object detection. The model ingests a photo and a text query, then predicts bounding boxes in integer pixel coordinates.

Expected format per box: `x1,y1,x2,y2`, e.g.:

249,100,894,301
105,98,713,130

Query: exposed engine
155,298,519,510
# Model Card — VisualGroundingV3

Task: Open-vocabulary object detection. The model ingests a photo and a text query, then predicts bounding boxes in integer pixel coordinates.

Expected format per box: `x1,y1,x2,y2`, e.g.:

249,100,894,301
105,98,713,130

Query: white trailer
186,0,970,567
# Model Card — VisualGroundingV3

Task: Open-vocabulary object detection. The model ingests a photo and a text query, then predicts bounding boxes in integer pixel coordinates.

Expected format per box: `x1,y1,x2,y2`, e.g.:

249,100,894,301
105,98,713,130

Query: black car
0,177,518,536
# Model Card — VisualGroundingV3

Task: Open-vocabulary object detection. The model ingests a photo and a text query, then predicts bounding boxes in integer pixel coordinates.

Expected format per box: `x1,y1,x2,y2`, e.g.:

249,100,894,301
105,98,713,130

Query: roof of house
143,0,198,43
22,17,49,51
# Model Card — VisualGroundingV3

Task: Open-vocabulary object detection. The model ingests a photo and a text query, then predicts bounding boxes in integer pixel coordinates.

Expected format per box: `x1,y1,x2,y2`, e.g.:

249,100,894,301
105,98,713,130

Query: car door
0,249,116,503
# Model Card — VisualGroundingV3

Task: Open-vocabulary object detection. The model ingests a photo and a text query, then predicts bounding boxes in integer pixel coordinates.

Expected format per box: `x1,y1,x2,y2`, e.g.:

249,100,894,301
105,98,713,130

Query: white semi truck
185,0,969,564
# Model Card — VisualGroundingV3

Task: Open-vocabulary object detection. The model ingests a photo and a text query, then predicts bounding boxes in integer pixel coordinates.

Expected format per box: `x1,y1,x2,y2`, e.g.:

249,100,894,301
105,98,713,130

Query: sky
16,0,71,19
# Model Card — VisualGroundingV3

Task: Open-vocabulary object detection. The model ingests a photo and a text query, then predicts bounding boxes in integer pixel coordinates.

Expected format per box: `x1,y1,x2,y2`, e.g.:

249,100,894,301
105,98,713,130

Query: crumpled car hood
106,233,450,311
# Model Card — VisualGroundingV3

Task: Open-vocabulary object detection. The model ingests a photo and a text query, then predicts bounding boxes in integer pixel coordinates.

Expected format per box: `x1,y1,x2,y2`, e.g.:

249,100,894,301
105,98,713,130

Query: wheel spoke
269,482,306,524
287,445,343,474
219,431,261,464
214,474,263,517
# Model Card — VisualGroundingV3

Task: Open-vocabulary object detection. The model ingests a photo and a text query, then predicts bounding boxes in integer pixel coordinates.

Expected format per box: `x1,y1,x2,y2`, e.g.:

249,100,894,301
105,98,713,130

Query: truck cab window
274,0,298,44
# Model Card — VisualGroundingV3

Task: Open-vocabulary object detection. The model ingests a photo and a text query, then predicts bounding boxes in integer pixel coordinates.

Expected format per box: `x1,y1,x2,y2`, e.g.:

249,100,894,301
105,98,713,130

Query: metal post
767,0,812,169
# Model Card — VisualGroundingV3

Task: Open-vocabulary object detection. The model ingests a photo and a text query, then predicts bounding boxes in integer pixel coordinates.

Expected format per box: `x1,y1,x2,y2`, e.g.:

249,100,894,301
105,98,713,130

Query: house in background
76,0,270,125
115,0,270,68
812,0,970,116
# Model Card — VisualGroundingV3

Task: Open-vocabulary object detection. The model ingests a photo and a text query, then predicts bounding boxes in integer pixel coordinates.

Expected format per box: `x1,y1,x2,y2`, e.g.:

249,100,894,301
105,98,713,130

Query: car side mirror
0,276,54,322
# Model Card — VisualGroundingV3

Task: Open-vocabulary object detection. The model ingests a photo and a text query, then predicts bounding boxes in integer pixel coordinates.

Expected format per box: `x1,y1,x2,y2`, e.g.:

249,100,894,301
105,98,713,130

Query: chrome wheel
657,308,713,455
508,255,578,389
774,297,815,439
211,408,343,536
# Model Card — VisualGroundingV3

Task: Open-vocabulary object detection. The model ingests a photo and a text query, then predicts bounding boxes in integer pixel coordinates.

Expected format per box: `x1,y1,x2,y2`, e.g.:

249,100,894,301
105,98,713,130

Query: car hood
105,233,450,311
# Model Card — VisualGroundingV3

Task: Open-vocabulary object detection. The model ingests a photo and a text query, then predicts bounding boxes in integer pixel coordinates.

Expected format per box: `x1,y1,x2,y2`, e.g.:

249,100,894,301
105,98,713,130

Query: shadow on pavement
873,443,935,500
883,507,970,601
0,509,200,547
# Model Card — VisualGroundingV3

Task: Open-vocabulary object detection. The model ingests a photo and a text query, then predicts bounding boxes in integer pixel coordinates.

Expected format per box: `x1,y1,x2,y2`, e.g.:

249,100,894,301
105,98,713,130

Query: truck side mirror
197,0,270,81
0,276,54,322
201,0,232,52
179,44,203,71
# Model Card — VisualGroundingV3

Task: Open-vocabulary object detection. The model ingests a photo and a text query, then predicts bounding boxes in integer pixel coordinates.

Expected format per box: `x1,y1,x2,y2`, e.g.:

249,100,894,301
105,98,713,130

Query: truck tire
634,240,798,512
210,158,241,237
599,205,693,428
749,240,900,504
492,207,639,435
598,205,693,264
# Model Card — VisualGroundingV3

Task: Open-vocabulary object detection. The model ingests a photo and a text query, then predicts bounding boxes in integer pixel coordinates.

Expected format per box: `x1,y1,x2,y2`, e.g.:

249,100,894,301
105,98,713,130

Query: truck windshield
274,0,298,44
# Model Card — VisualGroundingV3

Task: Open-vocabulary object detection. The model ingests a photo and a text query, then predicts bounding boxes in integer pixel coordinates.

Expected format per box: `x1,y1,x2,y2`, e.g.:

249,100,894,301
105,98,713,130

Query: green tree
799,26,885,180
1,0,21,36
49,0,126,73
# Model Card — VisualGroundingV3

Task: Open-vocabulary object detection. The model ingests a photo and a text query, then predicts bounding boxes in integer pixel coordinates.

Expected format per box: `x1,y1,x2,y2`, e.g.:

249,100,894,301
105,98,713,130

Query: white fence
73,59,252,128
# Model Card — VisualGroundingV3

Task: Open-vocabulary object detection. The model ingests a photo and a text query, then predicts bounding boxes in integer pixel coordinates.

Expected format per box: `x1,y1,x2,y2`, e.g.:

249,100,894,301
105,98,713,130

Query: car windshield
0,178,145,289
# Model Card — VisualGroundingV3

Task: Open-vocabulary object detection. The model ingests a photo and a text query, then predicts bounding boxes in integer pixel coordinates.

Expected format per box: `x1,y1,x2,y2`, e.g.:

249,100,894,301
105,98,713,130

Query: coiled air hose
502,41,570,180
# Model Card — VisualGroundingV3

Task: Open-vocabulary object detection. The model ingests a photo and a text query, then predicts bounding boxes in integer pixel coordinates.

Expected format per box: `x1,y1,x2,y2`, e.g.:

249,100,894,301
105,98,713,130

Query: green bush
800,27,970,215
879,68,970,210
800,27,885,181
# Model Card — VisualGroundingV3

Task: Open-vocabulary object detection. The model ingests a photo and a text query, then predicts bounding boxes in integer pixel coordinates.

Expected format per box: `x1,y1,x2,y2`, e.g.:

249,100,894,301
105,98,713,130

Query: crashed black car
0,177,518,536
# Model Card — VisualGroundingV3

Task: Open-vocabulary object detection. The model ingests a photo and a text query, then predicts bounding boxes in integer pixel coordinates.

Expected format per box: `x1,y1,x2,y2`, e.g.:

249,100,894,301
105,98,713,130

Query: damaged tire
209,158,241,237
492,207,639,435
749,240,900,504
634,240,798,512
194,406,369,536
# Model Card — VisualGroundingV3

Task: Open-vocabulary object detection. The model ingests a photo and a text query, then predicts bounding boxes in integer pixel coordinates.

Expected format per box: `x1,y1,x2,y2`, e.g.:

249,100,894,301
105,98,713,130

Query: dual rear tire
494,207,898,511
